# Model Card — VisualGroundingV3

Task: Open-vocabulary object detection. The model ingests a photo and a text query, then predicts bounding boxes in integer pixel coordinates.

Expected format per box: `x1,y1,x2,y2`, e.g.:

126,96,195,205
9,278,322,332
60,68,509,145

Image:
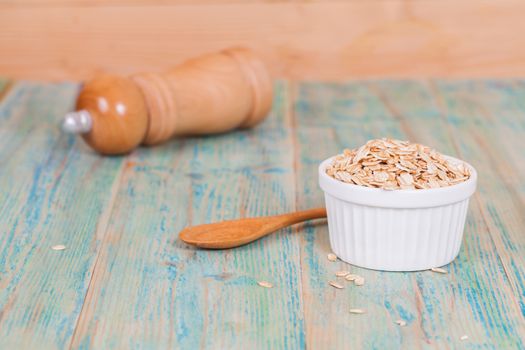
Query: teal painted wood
70,82,305,349
0,82,125,348
1,79,525,349
430,80,525,315
370,80,525,347
293,81,524,348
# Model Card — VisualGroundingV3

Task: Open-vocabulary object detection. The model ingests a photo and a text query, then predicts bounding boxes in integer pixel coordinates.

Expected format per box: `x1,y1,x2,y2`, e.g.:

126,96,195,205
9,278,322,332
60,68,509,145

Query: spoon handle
274,207,327,226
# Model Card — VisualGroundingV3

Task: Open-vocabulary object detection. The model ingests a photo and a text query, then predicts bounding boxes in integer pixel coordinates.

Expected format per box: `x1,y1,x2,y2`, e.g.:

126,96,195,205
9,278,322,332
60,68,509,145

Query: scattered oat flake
354,277,365,286
460,335,469,341
431,267,448,274
335,271,349,277
329,281,344,289
51,245,66,251
396,319,407,326
345,274,358,281
257,281,273,288
327,253,338,262
349,308,366,314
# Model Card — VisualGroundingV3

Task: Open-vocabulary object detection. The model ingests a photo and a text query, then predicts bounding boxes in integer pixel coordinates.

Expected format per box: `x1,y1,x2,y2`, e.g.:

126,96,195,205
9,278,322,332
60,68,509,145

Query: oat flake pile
326,138,471,190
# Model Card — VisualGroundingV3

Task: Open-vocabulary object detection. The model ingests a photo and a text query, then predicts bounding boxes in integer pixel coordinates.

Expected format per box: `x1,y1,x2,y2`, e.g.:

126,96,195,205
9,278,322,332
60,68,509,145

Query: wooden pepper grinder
62,47,273,155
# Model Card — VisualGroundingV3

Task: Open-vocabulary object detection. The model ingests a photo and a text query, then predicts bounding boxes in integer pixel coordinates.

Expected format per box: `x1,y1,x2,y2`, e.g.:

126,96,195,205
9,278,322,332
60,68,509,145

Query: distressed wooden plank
293,83,419,349
428,80,525,318
70,82,306,348
1,1,525,81
2,78,524,349
370,80,525,347
0,82,125,349
478,80,525,183
293,81,525,348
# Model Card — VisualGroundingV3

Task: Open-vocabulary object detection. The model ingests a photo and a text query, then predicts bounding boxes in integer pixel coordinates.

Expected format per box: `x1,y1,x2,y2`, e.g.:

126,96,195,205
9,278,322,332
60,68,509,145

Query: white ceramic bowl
318,156,477,271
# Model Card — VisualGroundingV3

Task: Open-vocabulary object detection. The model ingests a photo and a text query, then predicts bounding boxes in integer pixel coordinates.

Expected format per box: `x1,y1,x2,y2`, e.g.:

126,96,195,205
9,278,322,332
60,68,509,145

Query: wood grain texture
1,1,525,81
69,82,306,349
292,82,522,348
1,79,525,348
368,80,525,347
429,80,525,322
0,82,125,348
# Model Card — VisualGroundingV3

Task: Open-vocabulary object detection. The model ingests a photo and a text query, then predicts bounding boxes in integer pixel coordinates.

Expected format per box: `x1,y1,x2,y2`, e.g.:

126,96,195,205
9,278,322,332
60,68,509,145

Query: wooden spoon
179,208,327,249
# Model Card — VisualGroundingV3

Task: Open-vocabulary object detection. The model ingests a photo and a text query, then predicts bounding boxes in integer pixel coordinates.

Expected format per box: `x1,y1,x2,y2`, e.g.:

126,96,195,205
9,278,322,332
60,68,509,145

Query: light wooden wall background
1,0,525,81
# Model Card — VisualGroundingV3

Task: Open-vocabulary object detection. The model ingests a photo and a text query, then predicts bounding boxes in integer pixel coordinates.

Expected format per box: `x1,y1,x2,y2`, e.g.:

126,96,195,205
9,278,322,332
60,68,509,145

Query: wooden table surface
1,79,524,349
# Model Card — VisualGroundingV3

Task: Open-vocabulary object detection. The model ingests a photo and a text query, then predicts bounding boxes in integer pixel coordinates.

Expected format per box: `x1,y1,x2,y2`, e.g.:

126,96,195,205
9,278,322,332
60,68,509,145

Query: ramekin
318,156,477,271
